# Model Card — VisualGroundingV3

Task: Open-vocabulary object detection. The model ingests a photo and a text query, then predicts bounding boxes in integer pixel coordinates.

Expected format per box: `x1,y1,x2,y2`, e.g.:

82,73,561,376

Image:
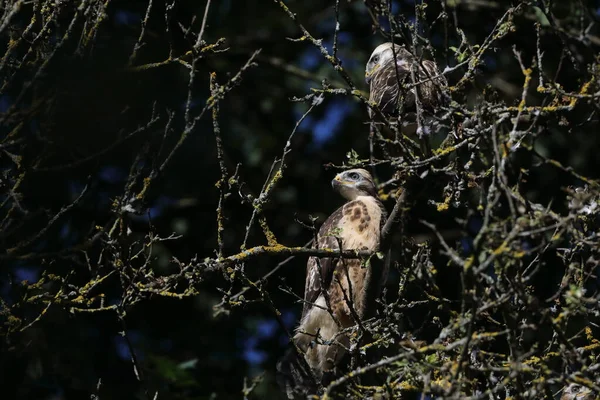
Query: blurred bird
277,169,388,398
365,42,448,155
560,383,595,400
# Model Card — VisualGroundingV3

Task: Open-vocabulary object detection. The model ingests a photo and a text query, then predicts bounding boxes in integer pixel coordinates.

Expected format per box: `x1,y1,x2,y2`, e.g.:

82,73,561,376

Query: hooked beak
331,175,350,190
365,64,380,85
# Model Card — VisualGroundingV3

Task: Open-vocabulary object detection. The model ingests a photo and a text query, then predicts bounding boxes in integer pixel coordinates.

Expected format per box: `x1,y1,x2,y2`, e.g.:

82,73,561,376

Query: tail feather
276,348,319,399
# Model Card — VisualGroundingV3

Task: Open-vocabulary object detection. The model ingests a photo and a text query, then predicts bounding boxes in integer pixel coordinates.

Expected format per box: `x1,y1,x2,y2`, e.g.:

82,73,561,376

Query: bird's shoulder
319,197,384,238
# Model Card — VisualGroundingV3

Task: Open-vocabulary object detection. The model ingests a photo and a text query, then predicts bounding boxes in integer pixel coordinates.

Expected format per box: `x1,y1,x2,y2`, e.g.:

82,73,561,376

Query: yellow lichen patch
513,250,526,258
523,356,541,365
7,315,21,327
261,169,283,199
492,242,508,255
259,217,278,246
436,196,451,212
71,295,86,304
136,177,152,199
434,144,459,157
431,378,452,391
579,77,594,95
463,256,474,270
155,290,188,299
201,39,225,54
516,68,533,112
579,342,600,352
351,89,369,98
552,312,566,324
572,376,596,388
536,85,550,93
585,326,598,343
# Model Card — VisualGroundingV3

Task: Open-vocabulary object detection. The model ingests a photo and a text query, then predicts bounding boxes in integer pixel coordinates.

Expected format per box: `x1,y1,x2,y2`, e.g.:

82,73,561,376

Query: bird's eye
571,385,581,393
348,172,360,180
372,55,379,63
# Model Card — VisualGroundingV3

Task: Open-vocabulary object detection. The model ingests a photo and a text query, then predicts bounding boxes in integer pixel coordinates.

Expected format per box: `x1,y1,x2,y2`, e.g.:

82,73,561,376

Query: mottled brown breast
343,200,373,234
339,197,383,251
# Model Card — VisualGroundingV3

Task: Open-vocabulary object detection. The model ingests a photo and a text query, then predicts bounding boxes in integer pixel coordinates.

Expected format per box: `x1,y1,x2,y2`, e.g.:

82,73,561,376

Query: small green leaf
532,6,550,27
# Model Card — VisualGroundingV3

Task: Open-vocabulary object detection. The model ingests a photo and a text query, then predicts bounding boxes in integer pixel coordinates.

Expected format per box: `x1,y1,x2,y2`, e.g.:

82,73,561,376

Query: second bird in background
365,42,449,156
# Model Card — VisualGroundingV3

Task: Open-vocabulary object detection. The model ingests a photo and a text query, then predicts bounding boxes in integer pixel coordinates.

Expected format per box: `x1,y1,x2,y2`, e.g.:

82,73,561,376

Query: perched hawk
365,42,448,142
560,383,595,400
277,169,388,398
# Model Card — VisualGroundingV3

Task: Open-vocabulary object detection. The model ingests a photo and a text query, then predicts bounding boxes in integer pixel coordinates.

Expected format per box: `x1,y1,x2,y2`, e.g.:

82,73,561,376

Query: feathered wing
302,198,389,321
301,206,345,318
276,347,318,400
277,207,346,400
417,59,447,110
278,198,388,399
369,59,409,116
369,57,447,117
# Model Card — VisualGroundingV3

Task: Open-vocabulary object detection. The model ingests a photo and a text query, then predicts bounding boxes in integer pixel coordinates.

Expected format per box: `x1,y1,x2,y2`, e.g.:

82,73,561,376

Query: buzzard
277,168,388,398
365,42,448,142
560,383,595,400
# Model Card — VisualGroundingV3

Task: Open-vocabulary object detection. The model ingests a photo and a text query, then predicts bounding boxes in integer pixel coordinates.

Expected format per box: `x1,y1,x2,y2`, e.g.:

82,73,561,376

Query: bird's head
560,383,594,400
332,169,377,200
365,42,412,84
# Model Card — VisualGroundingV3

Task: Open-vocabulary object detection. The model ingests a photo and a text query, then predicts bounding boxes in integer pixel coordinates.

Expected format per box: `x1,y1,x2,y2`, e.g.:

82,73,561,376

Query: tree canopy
1,0,600,399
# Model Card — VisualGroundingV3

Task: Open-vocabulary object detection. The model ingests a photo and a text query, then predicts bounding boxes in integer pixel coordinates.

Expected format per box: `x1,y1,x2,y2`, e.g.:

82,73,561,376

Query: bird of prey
277,169,388,398
295,169,387,375
560,383,595,400
365,42,448,151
